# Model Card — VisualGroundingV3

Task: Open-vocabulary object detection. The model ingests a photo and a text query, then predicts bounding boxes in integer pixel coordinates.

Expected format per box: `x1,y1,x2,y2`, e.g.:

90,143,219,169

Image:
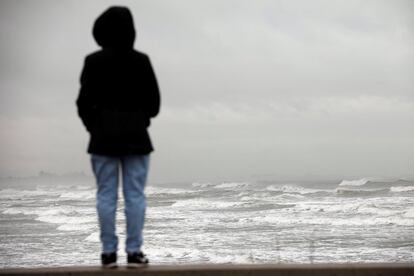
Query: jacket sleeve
144,56,161,118
76,56,97,132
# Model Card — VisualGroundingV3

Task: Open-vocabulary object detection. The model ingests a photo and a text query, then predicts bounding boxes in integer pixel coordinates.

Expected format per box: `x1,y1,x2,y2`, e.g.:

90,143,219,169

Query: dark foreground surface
1,264,414,276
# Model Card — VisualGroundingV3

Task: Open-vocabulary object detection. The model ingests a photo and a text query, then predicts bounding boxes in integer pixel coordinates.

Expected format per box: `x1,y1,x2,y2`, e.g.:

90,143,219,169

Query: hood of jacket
93,6,136,50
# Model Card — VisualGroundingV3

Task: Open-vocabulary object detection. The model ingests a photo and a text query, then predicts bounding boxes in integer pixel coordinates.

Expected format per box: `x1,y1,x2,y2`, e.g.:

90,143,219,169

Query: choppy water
1,176,414,268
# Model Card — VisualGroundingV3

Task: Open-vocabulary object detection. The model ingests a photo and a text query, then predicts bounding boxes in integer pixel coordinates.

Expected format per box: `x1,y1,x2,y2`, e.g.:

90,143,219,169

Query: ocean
1,175,414,268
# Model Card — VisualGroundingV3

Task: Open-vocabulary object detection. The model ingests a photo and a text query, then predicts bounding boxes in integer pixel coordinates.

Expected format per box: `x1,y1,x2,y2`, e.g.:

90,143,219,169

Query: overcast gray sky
0,0,413,182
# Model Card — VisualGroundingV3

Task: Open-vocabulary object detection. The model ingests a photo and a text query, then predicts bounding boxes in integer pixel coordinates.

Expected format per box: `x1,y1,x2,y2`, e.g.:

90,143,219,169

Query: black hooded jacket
76,7,160,156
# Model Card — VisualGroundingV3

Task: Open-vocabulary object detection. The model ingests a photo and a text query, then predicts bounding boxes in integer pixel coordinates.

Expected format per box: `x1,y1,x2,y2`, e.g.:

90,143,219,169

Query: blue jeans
91,154,149,254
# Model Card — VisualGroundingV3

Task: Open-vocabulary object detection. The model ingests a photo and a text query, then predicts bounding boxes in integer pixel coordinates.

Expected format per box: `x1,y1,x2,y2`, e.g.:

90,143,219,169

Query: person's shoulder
81,50,106,69
131,50,151,62
84,49,106,62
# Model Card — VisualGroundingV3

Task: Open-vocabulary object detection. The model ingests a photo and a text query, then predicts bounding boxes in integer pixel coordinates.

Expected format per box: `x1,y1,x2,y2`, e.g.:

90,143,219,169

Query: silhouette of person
76,6,160,268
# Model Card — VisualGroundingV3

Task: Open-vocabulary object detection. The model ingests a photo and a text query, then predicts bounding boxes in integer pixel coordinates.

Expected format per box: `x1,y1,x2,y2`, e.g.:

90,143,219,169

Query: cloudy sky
0,0,413,182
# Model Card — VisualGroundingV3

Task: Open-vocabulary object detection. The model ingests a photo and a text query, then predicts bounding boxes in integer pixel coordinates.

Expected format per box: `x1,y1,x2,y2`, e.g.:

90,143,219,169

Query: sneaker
101,252,117,268
127,251,149,268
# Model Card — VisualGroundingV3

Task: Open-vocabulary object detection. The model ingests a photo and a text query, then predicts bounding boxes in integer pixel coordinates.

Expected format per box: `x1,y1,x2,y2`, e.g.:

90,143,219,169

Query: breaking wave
338,177,380,186
266,184,332,195
390,186,414,193
335,187,389,196
214,182,249,189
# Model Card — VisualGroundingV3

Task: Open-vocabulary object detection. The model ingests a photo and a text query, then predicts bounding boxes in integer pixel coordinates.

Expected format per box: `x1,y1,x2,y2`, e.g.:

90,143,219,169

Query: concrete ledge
1,264,414,276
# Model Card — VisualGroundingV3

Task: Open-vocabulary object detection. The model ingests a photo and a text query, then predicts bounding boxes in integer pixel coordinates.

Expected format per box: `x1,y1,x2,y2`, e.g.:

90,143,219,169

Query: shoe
101,252,117,268
127,251,149,268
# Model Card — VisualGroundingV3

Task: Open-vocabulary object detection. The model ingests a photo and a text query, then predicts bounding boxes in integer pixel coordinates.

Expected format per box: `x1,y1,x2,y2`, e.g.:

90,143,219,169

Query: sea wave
403,208,414,218
84,231,100,242
191,182,214,188
273,193,306,200
246,213,414,226
335,187,389,196
2,205,96,231
0,188,57,199
59,191,95,200
338,177,378,186
171,198,245,209
37,213,95,225
390,186,414,193
282,200,404,218
2,206,73,216
214,182,249,189
337,177,412,188
266,184,332,195
57,223,95,231
146,186,197,196
145,246,250,264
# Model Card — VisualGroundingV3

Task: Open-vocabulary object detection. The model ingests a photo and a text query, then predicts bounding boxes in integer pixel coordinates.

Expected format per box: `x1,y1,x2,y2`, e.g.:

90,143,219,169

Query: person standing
76,6,160,268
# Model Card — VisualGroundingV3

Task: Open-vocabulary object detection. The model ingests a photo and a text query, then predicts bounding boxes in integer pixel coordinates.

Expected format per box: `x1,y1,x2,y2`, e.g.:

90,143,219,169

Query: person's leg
91,154,120,254
121,154,150,254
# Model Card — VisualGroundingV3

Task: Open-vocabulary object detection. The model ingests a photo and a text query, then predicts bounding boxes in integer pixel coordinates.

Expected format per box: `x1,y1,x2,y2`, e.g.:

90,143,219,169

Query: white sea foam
204,250,251,263
3,206,71,216
71,185,94,190
333,216,414,226
266,185,332,195
338,177,375,186
275,199,404,219
84,231,100,242
171,198,244,209
236,191,276,201
2,208,24,215
248,212,414,226
146,186,195,195
57,223,95,231
59,191,95,200
335,187,388,195
214,182,249,189
338,177,401,187
37,214,95,225
390,186,414,193
145,246,205,262
0,188,57,199
240,196,255,201
37,183,94,191
403,208,414,218
191,182,214,188
3,205,96,231
273,193,306,200
357,207,400,216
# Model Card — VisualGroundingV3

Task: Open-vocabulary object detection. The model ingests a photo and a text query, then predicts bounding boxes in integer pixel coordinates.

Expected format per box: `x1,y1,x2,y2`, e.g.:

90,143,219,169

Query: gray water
1,175,414,268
